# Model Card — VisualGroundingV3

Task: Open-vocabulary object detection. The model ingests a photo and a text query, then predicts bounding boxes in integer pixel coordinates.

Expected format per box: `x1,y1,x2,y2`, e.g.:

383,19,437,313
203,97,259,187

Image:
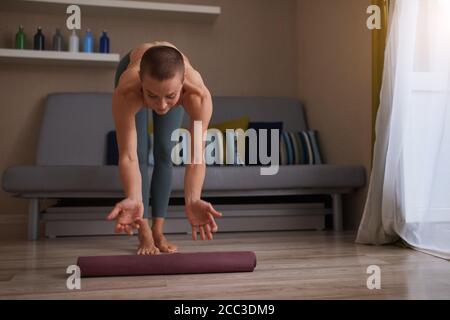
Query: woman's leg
150,106,185,219
150,105,184,252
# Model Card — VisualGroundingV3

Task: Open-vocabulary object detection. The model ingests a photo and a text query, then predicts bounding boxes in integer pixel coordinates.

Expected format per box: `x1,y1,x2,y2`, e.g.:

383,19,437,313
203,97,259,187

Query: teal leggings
114,52,185,218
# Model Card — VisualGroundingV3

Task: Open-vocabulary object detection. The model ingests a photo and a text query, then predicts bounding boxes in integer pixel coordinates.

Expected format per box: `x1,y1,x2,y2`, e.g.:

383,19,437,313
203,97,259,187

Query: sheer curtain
356,0,450,259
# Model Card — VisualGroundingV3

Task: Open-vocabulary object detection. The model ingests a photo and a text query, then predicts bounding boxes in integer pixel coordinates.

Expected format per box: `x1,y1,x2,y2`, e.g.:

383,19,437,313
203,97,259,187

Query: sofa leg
332,193,343,232
28,198,39,241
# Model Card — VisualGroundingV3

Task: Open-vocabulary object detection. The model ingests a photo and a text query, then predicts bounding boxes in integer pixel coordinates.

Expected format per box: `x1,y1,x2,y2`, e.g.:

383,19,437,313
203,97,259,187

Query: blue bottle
99,30,110,53
83,28,94,53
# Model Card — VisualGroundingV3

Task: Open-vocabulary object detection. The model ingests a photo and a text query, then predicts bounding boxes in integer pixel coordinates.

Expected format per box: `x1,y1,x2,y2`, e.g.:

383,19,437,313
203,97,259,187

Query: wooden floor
0,231,449,299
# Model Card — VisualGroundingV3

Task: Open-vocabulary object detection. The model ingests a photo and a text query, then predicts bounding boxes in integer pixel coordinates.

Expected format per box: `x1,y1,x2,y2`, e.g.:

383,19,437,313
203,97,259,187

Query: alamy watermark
66,265,81,290
366,265,381,290
367,5,383,30
66,5,81,30
170,121,280,176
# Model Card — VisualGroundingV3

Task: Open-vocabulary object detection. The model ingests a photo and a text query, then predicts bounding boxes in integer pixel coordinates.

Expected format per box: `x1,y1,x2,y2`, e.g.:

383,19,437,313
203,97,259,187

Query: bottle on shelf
68,29,79,52
15,25,26,50
83,29,94,53
99,30,110,54
52,28,64,51
33,26,45,50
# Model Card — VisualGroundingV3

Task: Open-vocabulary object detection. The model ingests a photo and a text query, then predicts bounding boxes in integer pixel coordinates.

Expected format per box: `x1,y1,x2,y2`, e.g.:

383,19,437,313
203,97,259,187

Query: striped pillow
280,131,323,165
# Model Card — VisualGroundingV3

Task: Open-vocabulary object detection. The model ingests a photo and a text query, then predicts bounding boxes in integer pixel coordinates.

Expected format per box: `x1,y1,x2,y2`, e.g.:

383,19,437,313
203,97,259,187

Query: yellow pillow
209,116,249,164
209,116,250,132
149,116,249,134
148,122,154,135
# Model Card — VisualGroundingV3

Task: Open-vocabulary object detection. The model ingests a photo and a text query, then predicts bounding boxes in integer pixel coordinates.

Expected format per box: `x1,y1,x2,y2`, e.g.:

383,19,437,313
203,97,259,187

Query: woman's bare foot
152,230,178,253
137,219,160,255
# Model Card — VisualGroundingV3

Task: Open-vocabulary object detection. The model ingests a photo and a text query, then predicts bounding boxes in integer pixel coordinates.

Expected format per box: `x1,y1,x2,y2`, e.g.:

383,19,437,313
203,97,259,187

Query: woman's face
140,73,184,115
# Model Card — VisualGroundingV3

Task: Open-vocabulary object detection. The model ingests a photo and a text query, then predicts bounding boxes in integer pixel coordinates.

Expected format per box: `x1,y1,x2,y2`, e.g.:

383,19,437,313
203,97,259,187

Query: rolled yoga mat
77,251,257,277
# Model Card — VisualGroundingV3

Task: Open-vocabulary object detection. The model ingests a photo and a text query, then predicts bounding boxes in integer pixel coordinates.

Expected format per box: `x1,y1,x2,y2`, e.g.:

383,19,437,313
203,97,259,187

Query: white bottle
69,29,79,52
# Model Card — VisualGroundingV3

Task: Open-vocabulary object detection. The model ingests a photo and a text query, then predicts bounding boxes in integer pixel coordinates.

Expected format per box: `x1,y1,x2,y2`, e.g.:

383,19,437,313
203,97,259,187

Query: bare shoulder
182,62,211,109
114,65,141,96
112,88,142,118
182,85,212,120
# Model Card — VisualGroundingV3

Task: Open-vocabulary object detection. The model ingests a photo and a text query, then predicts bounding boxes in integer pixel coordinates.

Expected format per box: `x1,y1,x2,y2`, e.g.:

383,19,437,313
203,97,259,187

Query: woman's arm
183,89,222,240
112,91,143,202
184,89,211,204
106,91,146,234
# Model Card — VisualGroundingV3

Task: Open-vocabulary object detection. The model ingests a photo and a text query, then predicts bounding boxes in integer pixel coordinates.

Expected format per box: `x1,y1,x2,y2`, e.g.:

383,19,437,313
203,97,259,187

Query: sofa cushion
192,165,365,191
2,164,365,194
37,92,116,166
37,94,307,167
180,96,308,132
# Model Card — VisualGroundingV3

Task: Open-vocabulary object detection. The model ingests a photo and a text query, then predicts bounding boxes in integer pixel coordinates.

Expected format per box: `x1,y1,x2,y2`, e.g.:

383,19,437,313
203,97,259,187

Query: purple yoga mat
77,251,257,277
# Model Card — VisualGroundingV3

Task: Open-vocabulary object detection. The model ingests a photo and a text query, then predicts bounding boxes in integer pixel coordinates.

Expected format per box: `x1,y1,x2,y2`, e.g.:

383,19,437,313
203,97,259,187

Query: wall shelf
0,48,120,67
4,0,221,21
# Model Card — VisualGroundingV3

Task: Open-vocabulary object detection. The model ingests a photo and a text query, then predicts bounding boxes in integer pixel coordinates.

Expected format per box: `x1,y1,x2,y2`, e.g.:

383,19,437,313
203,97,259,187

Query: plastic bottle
68,29,79,52
83,29,94,53
15,25,26,49
33,26,45,50
99,30,110,53
52,28,64,51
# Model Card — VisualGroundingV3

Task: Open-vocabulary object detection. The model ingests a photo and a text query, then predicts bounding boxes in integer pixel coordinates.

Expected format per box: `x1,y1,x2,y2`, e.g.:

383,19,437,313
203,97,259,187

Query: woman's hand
185,199,222,240
106,198,144,235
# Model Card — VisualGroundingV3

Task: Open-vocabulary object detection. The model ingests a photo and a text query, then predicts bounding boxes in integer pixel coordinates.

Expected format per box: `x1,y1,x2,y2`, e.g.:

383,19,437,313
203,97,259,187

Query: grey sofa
2,92,366,240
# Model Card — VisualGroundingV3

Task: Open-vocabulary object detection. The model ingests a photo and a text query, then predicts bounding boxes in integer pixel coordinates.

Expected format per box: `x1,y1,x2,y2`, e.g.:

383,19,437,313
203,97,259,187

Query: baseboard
42,203,330,238
44,215,327,237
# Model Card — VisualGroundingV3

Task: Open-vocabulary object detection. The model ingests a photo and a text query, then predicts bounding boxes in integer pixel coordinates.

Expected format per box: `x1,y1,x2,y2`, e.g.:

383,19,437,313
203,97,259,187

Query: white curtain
356,0,450,259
